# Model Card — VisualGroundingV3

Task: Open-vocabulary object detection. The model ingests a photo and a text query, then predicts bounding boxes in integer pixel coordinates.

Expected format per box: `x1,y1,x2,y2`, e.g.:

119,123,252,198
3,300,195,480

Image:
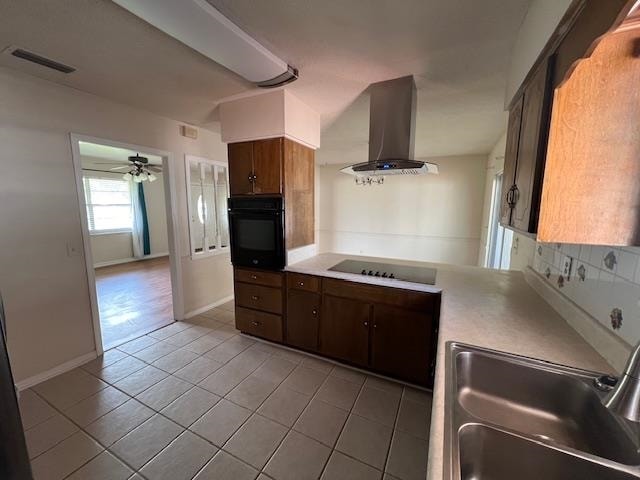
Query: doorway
486,172,513,270
70,135,183,353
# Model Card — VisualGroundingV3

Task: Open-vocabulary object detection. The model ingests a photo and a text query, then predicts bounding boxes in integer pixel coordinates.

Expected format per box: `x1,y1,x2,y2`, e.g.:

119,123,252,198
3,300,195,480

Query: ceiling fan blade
94,162,124,166
109,166,130,171
148,166,162,173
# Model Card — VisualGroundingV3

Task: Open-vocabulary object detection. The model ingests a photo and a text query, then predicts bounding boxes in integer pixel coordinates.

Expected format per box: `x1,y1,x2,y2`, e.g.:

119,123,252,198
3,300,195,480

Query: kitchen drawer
286,272,321,293
234,268,283,288
322,277,435,312
235,282,283,314
235,307,283,342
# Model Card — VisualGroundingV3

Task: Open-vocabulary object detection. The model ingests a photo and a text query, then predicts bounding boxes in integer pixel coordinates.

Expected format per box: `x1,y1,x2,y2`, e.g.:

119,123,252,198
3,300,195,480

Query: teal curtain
137,183,151,256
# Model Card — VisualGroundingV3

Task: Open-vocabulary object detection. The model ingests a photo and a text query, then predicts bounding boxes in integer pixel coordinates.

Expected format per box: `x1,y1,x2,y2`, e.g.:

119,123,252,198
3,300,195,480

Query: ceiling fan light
148,173,157,182
133,175,143,183
123,172,133,180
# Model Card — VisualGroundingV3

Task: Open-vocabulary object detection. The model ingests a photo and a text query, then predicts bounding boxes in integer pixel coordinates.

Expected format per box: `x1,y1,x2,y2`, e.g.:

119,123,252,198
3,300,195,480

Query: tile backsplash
531,243,640,346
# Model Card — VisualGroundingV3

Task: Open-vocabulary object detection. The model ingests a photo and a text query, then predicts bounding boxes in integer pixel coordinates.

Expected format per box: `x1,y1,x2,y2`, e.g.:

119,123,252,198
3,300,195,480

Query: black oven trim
228,196,286,271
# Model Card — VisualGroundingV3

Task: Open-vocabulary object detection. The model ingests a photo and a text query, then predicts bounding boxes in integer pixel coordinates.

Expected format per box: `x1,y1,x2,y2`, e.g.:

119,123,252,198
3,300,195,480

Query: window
83,176,133,233
486,172,513,270
185,156,229,257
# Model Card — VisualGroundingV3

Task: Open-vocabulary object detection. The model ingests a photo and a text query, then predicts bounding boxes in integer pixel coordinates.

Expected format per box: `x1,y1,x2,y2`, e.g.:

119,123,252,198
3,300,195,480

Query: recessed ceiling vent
6,47,76,74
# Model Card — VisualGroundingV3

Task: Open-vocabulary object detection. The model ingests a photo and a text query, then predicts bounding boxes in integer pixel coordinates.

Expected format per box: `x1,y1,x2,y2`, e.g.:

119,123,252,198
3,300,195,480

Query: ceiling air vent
8,47,76,74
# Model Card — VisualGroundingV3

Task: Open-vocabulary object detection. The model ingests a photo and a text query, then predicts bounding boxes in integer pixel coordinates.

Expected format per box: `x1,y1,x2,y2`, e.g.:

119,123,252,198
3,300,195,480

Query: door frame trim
69,133,184,355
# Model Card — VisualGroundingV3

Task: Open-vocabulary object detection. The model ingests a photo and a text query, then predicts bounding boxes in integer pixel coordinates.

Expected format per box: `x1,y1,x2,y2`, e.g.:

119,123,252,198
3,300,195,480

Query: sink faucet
604,342,640,422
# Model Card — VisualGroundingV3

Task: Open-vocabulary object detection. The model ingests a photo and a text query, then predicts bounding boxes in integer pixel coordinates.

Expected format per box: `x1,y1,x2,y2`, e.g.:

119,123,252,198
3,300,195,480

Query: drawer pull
251,295,260,301
252,320,261,327
364,321,369,327
299,282,305,286
312,309,317,315
251,274,258,280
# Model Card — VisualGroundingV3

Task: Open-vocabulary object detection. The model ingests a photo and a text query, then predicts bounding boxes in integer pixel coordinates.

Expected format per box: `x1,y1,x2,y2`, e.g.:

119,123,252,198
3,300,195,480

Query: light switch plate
66,242,82,257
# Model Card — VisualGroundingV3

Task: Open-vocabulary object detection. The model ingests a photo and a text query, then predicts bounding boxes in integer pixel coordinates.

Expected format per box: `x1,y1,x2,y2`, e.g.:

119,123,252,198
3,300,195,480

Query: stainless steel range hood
341,75,438,177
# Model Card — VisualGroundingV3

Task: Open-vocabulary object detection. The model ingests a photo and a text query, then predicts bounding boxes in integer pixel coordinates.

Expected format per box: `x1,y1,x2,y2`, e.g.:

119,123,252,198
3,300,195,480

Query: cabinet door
286,290,320,351
252,138,283,194
371,305,435,386
228,142,254,195
512,57,553,232
500,95,523,225
319,295,370,367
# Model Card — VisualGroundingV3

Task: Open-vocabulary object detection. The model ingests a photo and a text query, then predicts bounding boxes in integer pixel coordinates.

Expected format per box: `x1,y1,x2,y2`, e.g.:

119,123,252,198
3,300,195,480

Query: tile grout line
28,313,429,480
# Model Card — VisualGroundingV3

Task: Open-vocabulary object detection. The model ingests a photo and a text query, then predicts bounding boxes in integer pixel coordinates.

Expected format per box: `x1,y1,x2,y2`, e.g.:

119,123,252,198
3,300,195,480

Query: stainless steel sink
444,342,640,479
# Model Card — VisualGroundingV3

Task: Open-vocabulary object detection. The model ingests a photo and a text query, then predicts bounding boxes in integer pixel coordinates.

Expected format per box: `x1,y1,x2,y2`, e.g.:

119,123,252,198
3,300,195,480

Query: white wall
504,0,573,105
0,66,233,384
318,155,486,265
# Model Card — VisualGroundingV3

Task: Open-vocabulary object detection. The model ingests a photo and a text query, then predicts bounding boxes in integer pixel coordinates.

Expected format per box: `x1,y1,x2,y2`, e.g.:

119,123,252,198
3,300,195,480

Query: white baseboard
16,351,98,391
94,252,169,269
184,295,234,319
523,266,630,371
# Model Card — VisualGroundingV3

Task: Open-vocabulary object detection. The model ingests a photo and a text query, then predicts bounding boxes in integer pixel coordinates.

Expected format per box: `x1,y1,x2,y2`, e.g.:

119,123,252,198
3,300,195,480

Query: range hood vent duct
341,75,438,178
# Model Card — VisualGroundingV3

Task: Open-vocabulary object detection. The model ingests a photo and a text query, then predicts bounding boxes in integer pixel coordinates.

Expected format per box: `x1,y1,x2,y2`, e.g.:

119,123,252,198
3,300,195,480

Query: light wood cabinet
539,6,640,245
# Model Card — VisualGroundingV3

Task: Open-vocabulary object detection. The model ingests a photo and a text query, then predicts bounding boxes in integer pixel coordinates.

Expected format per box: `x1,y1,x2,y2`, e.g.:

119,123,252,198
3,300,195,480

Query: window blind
83,176,133,233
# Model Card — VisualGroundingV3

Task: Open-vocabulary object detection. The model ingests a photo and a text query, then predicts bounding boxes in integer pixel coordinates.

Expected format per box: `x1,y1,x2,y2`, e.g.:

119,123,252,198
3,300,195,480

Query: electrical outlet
66,242,82,257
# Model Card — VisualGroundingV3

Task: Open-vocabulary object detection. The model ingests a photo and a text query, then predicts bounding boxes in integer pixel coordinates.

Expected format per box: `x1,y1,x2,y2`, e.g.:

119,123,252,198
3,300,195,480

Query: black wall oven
228,196,285,270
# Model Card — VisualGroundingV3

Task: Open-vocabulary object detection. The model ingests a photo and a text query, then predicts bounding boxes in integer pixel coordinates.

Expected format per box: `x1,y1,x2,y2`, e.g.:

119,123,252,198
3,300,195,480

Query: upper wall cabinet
538,7,640,245
228,136,315,249
228,138,283,195
500,0,631,238
501,57,554,234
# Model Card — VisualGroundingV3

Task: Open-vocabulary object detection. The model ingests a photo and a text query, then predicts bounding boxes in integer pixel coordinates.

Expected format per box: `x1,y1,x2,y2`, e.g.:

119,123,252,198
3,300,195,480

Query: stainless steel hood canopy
341,75,438,179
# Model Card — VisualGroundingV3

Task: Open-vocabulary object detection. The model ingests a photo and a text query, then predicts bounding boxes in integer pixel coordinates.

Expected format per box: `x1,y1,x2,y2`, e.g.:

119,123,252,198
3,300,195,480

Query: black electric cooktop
328,259,437,285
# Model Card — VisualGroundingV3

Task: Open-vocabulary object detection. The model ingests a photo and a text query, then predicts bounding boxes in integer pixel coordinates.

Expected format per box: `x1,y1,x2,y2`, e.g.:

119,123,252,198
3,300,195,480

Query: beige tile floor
20,300,432,480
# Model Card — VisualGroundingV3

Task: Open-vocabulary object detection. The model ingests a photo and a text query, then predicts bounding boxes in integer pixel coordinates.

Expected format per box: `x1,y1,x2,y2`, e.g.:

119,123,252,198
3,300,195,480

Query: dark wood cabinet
252,138,282,194
235,307,283,342
501,57,553,234
227,136,315,249
228,138,282,195
500,96,523,225
235,282,283,315
371,305,436,385
228,142,254,195
286,289,320,351
239,269,440,387
319,294,371,367
234,267,284,342
511,56,553,233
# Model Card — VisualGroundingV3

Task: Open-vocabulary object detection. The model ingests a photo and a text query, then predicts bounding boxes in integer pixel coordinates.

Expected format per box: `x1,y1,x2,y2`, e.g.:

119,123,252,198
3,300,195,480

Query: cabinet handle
251,295,259,301
251,274,257,280
299,282,304,287
252,321,261,327
364,321,368,327
312,309,317,315
248,174,254,182
373,324,377,328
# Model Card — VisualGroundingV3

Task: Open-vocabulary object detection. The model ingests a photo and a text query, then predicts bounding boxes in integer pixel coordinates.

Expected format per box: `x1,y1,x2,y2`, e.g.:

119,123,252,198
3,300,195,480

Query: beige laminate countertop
286,253,612,479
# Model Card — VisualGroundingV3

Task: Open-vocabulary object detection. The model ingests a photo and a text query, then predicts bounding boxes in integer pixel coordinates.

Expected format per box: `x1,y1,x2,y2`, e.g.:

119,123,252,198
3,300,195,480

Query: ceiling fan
96,154,162,183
